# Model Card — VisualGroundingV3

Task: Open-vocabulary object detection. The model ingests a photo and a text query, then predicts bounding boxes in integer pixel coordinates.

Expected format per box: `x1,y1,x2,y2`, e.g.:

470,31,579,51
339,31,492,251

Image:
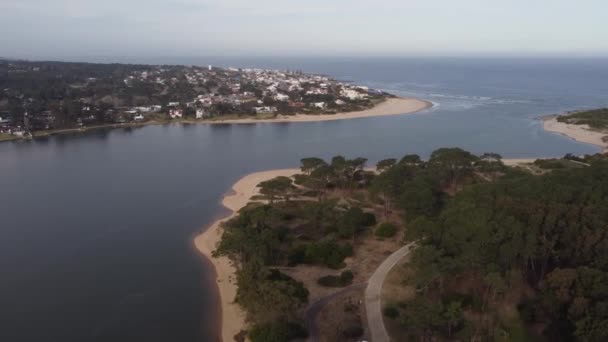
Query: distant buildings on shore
0,60,386,137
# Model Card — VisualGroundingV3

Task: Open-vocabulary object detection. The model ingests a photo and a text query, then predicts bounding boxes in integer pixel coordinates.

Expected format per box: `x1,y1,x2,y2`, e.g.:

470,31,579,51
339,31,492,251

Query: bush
533,159,566,169
287,245,307,266
383,306,400,319
249,320,308,342
304,239,351,269
375,222,398,238
340,270,354,283
267,270,310,303
317,270,354,287
293,174,308,185
337,207,365,238
362,212,377,226
342,323,364,338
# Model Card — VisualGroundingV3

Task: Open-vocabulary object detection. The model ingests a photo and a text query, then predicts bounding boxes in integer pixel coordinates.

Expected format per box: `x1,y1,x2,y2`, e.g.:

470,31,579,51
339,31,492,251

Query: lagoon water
1,58,608,341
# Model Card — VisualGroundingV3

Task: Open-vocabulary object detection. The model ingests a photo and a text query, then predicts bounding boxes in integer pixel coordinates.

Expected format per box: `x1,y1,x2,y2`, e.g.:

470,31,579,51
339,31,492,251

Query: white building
254,106,277,114
169,109,183,119
274,93,289,101
341,89,367,100
135,106,152,113
196,109,206,119
134,114,145,121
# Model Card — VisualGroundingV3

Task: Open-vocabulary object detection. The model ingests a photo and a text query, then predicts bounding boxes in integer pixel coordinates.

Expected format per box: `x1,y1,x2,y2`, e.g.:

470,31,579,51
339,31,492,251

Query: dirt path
364,242,416,342
304,283,367,342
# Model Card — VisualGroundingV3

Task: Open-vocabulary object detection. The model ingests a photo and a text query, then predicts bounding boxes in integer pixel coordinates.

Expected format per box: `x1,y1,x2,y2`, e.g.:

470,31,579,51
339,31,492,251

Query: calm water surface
1,58,607,341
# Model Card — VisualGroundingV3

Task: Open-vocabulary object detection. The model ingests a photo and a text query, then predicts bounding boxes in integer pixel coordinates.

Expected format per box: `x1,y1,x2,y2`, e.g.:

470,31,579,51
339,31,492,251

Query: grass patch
0,133,20,142
533,158,585,170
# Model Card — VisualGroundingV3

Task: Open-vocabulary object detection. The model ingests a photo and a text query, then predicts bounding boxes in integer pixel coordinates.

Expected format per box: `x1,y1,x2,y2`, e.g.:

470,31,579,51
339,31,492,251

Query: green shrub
342,323,364,338
267,270,310,303
317,270,354,287
375,222,398,238
533,159,566,169
362,212,377,226
340,270,354,283
383,306,400,319
304,239,351,269
293,174,308,185
249,320,308,342
287,245,307,266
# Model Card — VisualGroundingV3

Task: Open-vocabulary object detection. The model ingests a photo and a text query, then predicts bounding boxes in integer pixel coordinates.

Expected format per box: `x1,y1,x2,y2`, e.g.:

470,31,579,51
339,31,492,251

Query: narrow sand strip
205,97,432,124
502,158,538,166
542,116,608,152
194,169,300,342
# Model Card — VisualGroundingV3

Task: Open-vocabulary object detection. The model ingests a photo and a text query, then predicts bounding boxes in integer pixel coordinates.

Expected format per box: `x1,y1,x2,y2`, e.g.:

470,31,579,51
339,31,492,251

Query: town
0,60,390,140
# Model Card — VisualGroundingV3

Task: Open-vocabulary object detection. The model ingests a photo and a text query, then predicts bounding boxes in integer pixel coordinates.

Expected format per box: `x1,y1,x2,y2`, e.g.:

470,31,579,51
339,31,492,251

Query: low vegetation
557,108,608,130
375,222,399,238
317,270,354,287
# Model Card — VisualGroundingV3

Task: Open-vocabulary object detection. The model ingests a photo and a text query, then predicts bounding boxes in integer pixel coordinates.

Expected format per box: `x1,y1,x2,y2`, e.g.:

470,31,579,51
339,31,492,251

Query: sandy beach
194,169,300,342
204,97,432,124
542,115,608,152
502,158,537,166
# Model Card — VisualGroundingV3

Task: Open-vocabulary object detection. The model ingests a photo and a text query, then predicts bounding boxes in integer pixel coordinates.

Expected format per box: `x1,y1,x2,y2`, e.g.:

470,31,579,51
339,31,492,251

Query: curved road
305,242,415,342
364,242,416,342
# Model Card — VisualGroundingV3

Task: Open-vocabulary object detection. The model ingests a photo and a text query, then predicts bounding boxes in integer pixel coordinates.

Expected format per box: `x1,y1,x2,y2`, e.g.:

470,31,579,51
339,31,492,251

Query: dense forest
0,60,201,128
398,155,608,341
214,148,608,341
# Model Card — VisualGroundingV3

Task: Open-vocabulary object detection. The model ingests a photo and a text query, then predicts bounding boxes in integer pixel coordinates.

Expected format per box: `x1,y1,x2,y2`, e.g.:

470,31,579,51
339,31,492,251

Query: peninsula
0,60,430,141
542,108,608,152
196,149,608,341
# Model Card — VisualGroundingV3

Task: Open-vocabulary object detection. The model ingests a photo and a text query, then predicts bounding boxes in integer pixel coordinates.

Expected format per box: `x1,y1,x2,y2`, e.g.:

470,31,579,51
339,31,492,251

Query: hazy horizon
1,0,608,59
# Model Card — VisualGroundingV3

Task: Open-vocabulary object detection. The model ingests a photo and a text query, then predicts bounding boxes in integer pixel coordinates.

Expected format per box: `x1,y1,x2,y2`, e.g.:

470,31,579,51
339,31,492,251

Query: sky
1,0,607,59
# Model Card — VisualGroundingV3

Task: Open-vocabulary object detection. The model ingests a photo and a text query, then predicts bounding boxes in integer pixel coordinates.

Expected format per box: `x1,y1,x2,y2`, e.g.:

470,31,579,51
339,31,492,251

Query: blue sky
1,0,607,58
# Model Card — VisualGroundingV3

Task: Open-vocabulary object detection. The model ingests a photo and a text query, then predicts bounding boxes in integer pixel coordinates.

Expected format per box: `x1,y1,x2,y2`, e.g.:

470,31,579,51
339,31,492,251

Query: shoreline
193,169,300,342
0,97,432,143
201,97,432,124
541,115,608,153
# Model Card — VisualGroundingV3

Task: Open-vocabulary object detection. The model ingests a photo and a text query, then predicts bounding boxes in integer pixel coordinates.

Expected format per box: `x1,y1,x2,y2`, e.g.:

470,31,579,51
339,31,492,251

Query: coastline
541,115,608,153
201,97,432,124
0,97,432,143
193,169,300,342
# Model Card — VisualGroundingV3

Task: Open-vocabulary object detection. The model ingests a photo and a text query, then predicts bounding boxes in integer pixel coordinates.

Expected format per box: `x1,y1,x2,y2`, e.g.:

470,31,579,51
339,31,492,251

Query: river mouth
1,57,607,341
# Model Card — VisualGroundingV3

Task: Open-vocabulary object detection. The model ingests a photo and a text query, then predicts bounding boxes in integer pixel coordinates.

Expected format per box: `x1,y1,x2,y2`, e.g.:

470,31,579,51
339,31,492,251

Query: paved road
364,242,416,342
305,282,366,342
